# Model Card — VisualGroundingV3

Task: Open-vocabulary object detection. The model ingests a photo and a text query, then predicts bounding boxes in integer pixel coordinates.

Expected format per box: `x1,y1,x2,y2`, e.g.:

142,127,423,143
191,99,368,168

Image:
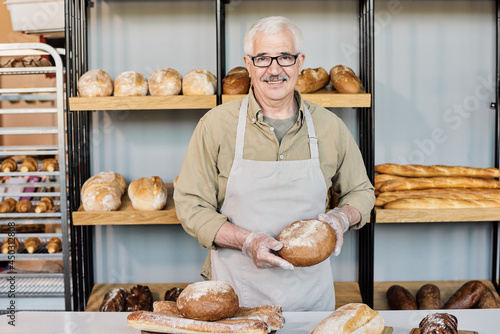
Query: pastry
100,288,129,312
126,284,153,312
164,287,184,301
47,237,62,254
24,237,41,254
35,197,55,213
16,200,33,213
0,198,17,213
42,158,59,172
20,156,38,172
1,157,17,172
419,313,458,334
2,237,20,254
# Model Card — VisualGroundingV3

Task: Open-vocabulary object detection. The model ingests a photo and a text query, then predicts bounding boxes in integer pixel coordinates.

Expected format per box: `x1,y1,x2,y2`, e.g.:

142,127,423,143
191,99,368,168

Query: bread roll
35,197,55,213
20,156,38,172
47,237,62,254
24,237,41,254
222,67,251,95
330,65,362,93
176,281,239,321
295,67,330,93
312,303,384,334
416,284,441,310
128,176,167,211
276,219,335,267
16,200,33,213
375,163,500,178
0,198,17,213
81,171,127,212
148,68,182,96
182,69,217,95
1,157,17,172
81,171,127,195
386,285,417,310
42,158,59,172
114,71,149,96
78,69,113,97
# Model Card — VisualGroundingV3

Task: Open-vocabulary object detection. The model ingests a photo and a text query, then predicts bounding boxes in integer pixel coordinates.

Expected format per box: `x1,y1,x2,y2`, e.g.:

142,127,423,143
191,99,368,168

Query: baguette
384,196,500,209
295,67,330,94
378,176,500,193
376,190,500,207
127,311,268,334
375,163,500,178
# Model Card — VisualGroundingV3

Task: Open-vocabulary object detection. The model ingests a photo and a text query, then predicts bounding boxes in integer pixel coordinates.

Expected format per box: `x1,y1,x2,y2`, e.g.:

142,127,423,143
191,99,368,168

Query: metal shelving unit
0,43,71,312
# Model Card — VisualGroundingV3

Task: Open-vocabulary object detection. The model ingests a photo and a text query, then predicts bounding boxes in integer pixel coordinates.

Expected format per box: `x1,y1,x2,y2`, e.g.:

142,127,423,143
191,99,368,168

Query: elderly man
174,16,374,311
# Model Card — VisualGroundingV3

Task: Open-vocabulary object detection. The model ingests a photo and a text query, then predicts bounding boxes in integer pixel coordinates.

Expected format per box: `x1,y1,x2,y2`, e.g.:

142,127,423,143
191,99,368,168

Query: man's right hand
241,231,294,270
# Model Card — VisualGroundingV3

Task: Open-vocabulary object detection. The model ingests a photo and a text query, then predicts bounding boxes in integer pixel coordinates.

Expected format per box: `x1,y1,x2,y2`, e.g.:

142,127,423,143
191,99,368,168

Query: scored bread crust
295,67,330,94
128,176,167,211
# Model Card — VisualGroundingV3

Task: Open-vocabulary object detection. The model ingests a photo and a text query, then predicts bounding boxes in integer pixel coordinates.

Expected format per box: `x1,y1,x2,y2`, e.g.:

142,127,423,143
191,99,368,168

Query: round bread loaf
148,68,182,96
222,66,251,95
114,71,149,96
78,69,113,97
276,219,336,267
81,171,127,212
128,176,167,211
182,69,217,95
330,65,362,94
295,67,330,94
176,281,239,321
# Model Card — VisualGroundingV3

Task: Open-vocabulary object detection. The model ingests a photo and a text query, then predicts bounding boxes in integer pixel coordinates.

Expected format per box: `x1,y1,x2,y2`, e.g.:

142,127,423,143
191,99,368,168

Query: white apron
211,95,335,311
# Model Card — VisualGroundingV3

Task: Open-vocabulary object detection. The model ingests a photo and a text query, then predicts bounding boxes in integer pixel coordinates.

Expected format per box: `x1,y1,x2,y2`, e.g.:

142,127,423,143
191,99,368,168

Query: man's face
244,30,305,105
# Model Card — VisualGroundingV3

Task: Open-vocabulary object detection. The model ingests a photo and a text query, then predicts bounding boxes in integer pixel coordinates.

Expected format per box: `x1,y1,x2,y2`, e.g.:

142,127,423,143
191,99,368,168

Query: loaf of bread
2,237,20,254
386,285,417,310
114,71,149,96
330,65,362,93
376,163,500,178
78,69,113,97
148,68,182,96
0,198,17,213
1,157,17,172
126,284,154,312
16,200,33,213
128,176,167,211
176,281,239,321
20,156,38,172
276,219,336,267
46,237,62,254
81,171,127,212
223,67,251,95
295,67,330,93
42,158,59,172
35,197,55,213
99,288,129,312
443,280,498,309
378,176,500,193
312,303,384,334
419,313,458,334
182,69,217,95
416,284,441,310
384,196,500,209
24,237,41,254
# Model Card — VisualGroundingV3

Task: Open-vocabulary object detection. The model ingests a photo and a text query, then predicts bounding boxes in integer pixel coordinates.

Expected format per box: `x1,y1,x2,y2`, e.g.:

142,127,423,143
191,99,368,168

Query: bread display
81,171,127,212
386,285,417,310
128,176,167,211
78,69,113,97
176,281,239,321
182,69,217,95
114,71,149,96
148,68,182,96
99,288,129,312
0,198,17,213
416,284,441,310
2,237,20,254
164,287,184,301
46,237,62,254
443,280,498,309
126,284,154,312
295,67,330,94
1,157,17,172
42,158,59,172
419,313,458,334
330,65,362,93
24,237,41,254
311,303,384,334
20,156,38,172
376,163,500,178
16,199,33,213
222,67,251,95
35,197,55,213
276,219,335,267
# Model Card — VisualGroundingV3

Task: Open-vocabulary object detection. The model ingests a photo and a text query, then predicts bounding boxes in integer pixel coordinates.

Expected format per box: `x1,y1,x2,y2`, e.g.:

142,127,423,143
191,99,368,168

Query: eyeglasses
249,54,300,67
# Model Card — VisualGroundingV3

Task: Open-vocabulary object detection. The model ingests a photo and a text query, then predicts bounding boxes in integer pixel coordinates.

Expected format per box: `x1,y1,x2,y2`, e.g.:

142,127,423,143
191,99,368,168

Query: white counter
0,309,497,333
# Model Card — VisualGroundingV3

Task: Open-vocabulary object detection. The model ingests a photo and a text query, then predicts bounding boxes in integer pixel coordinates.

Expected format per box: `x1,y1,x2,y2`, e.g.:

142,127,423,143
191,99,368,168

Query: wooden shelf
375,207,500,223
84,281,362,312
72,183,180,226
69,87,371,111
374,279,500,310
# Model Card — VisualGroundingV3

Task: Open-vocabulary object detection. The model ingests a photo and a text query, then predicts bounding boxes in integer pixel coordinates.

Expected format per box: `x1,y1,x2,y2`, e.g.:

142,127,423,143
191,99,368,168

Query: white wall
87,0,496,284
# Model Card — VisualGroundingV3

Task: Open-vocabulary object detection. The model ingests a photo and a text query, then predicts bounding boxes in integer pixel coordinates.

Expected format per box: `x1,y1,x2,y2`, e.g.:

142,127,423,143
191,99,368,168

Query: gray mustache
261,74,289,82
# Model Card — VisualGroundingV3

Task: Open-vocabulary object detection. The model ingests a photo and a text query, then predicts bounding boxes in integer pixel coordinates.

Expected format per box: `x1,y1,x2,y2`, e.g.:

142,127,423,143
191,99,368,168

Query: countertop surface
0,309,498,333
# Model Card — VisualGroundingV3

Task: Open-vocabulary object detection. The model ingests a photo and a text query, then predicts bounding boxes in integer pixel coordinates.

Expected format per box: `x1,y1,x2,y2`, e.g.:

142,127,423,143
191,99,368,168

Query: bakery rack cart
0,43,71,312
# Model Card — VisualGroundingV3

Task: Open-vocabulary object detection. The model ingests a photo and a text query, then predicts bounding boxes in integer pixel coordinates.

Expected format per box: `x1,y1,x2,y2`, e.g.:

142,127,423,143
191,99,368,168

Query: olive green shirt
173,89,375,250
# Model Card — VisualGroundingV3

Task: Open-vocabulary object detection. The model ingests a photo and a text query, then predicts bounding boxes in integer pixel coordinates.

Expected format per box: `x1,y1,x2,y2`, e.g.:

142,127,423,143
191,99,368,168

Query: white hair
243,16,303,55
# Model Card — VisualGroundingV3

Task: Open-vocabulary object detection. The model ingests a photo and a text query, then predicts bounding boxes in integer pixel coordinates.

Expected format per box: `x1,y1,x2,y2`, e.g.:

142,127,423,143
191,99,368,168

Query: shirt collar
247,87,305,124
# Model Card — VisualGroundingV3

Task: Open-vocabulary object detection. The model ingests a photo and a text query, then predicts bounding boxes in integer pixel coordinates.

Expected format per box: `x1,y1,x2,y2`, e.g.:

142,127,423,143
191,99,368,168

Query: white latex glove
318,207,350,256
242,232,294,270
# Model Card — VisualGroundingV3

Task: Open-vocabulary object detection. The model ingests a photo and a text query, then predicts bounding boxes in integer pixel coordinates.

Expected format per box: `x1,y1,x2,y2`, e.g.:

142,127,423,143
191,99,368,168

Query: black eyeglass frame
248,54,300,68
